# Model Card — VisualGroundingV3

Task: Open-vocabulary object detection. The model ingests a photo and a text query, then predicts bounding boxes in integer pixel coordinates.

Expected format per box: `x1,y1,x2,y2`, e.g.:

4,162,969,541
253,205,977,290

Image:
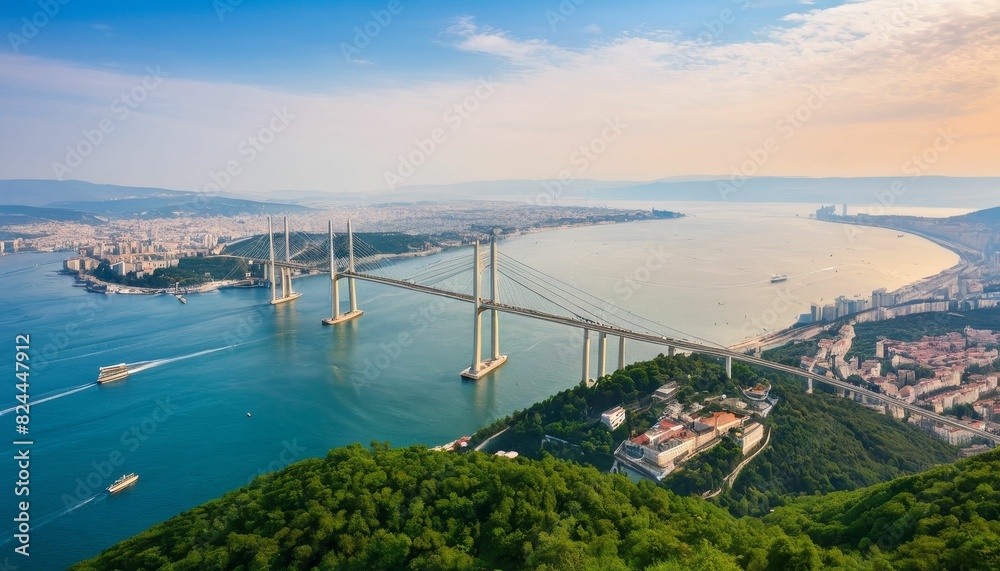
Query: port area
322,310,364,326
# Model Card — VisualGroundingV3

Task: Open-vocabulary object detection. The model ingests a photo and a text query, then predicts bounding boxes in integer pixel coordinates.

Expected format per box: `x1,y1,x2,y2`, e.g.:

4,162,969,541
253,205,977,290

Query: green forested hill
70,353,980,570
768,448,1000,570
71,442,1000,571
720,382,958,516
72,443,859,571
472,353,957,504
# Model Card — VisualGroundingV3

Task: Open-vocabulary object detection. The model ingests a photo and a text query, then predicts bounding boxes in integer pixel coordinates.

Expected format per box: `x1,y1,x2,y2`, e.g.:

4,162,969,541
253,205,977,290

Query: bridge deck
341,270,1000,444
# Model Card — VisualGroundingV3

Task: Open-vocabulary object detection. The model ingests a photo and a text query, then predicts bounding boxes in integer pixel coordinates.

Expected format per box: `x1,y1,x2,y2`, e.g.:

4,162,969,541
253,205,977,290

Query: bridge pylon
269,216,301,305
322,219,363,325
461,238,507,380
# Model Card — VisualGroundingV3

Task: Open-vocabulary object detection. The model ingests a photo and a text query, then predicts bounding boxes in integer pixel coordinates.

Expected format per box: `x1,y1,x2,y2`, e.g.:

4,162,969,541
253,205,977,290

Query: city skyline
1,0,998,194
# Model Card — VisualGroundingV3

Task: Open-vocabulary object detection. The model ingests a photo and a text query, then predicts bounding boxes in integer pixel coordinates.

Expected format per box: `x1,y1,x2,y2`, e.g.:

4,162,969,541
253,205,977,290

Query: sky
0,0,998,195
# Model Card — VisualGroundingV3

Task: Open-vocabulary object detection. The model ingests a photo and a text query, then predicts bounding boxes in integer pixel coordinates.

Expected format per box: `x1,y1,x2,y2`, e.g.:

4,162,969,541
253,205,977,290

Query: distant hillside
957,204,1000,226
12,176,995,209
0,205,105,225
50,196,312,218
0,179,188,206
321,176,1000,208
0,180,311,218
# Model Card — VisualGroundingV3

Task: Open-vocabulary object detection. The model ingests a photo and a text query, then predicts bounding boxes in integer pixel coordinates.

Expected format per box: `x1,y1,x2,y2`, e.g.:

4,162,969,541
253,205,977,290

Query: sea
0,202,960,568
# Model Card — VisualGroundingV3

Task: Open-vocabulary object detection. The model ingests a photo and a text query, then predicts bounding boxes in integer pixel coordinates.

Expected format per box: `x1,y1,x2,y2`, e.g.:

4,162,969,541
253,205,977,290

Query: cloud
0,0,998,194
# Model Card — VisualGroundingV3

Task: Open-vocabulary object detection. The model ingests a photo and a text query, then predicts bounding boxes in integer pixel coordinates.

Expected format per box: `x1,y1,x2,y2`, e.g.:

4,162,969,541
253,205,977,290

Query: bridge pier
323,219,363,325
461,239,506,380
667,346,675,357
268,216,301,305
725,355,732,379
618,336,625,370
489,238,501,361
806,378,813,394
582,328,591,384
598,332,607,378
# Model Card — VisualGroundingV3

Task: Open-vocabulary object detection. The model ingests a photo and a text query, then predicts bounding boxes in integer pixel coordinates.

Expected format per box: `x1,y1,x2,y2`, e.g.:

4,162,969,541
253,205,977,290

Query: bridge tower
597,332,608,378
268,216,301,305
461,238,507,379
322,219,363,325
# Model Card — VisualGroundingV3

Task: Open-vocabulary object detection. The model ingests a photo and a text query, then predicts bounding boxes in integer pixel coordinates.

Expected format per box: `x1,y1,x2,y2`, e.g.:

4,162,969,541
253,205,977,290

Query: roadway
341,270,1000,444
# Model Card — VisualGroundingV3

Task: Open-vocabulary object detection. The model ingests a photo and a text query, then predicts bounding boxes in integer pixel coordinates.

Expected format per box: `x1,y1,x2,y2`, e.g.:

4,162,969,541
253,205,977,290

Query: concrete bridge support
268,216,301,305
461,239,506,379
725,355,732,379
806,378,813,394
667,346,675,357
598,332,608,378
618,337,626,370
323,219,363,325
582,328,591,384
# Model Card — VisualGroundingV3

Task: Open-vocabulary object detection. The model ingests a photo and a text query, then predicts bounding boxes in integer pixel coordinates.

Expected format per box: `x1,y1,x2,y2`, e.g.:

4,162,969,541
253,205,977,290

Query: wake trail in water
0,344,239,415
0,493,107,545
127,345,236,373
0,382,97,416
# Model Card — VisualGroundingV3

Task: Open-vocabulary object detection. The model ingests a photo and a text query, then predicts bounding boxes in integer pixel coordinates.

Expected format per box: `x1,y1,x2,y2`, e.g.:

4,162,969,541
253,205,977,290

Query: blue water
0,249,661,568
0,210,957,568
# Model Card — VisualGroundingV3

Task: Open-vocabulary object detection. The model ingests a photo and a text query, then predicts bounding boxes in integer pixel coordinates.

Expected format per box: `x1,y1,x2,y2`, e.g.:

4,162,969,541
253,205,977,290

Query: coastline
730,217,976,353
61,213,683,296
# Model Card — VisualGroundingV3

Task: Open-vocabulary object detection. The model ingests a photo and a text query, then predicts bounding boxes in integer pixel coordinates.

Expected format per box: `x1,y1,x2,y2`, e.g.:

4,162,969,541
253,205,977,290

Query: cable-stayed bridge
216,217,1000,445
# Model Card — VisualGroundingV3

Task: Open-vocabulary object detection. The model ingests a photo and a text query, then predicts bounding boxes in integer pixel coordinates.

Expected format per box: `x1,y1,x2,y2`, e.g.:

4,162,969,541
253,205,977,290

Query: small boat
176,294,187,304
97,364,129,384
770,274,788,283
107,473,138,494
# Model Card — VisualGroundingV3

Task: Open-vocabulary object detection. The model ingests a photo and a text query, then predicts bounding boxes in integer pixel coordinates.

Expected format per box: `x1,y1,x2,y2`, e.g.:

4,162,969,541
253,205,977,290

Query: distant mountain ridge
2,177,998,211
0,179,311,219
0,179,189,206
0,205,106,226
957,205,1000,226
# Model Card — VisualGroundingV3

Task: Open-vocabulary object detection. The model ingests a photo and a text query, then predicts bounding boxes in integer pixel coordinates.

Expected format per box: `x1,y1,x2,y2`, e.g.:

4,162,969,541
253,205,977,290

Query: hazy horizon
1,0,998,196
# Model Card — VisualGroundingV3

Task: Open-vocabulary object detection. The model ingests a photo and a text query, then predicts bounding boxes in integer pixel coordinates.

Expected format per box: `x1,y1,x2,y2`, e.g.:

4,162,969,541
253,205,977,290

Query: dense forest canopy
72,444,1000,570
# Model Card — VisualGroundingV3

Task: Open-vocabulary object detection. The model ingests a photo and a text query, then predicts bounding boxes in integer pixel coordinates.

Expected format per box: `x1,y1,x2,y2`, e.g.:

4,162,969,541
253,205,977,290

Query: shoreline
61,214,683,296
730,218,977,352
